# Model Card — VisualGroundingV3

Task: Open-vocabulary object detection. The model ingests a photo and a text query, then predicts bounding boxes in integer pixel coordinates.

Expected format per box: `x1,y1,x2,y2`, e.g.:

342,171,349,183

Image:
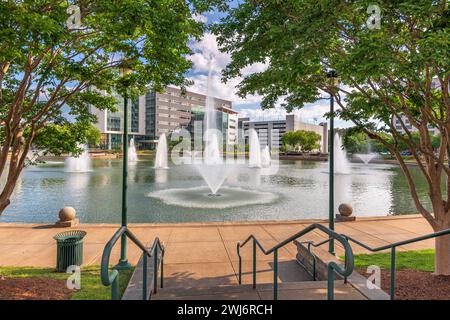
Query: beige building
90,87,237,149
238,114,328,153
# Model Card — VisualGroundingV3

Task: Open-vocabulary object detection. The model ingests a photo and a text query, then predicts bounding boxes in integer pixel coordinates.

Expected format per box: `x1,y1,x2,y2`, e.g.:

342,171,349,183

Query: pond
0,158,431,224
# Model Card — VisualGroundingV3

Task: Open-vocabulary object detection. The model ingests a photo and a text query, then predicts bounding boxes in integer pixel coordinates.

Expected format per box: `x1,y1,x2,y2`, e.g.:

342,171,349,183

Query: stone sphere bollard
58,206,77,222
338,203,353,217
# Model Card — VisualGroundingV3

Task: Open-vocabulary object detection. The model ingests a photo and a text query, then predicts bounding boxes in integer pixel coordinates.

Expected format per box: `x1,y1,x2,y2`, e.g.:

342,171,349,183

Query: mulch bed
356,268,450,300
0,276,73,300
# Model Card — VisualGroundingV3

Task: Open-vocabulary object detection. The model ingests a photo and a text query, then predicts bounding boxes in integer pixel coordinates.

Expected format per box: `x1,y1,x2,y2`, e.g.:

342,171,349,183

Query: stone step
152,280,367,300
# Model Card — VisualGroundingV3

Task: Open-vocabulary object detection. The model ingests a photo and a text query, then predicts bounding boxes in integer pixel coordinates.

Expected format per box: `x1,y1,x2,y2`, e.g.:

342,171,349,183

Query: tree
282,130,321,152
342,127,369,154
33,123,101,157
214,1,450,274
0,0,222,214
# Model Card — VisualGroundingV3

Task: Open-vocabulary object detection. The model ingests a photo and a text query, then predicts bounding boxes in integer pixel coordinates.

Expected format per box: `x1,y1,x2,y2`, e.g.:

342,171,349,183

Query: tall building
90,92,147,149
145,87,238,146
238,115,328,153
90,87,237,149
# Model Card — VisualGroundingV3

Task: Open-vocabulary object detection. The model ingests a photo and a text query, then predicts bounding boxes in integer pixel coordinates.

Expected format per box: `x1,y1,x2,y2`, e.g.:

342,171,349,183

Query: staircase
152,280,366,300
123,251,367,300
122,223,372,300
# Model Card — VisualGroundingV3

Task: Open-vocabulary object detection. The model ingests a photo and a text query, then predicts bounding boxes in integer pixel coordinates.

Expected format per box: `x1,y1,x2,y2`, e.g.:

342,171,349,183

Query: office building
90,87,237,149
238,115,328,153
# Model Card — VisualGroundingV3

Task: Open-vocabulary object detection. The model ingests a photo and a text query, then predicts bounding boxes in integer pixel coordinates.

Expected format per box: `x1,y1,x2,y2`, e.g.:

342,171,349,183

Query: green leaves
0,0,221,154
32,123,101,156
281,130,321,153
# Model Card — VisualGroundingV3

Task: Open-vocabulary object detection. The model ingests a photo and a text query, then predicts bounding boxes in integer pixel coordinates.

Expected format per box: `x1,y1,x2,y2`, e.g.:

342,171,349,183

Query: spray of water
154,133,169,169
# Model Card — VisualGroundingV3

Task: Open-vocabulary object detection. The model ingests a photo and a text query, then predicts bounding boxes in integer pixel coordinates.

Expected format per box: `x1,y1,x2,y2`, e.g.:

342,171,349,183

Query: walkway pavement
0,215,435,288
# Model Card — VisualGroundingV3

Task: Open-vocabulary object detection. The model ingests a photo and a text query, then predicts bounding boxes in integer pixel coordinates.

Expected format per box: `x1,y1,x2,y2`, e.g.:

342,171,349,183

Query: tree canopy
214,1,450,274
282,130,321,153
0,0,223,213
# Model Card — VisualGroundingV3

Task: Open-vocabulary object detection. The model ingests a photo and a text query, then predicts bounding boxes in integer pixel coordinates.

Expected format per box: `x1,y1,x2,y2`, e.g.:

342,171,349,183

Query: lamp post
116,66,132,270
326,69,338,255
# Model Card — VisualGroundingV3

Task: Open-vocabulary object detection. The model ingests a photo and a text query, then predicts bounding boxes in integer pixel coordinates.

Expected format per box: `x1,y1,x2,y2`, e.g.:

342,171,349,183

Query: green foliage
213,0,449,154
0,265,134,300
0,0,220,153
33,123,101,156
0,0,223,212
282,130,321,152
351,249,435,272
342,127,369,154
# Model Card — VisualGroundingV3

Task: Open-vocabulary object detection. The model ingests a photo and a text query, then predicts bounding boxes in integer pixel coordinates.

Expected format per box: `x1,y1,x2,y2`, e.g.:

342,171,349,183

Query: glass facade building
90,87,237,150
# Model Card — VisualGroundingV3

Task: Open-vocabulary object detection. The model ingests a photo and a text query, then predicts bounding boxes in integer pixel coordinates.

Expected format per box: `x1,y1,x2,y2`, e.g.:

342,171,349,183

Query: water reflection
155,169,168,184
0,159,434,224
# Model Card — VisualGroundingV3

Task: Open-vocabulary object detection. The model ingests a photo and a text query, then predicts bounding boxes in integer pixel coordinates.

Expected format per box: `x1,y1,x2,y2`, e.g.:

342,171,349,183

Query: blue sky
185,4,352,128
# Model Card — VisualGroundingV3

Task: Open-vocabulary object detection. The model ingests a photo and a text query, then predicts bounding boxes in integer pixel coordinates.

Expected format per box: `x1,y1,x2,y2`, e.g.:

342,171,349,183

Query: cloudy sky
186,6,352,128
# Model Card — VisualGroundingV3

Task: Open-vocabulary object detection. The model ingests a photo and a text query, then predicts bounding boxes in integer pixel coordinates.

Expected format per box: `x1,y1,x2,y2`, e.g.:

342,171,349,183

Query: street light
116,65,132,270
326,69,338,255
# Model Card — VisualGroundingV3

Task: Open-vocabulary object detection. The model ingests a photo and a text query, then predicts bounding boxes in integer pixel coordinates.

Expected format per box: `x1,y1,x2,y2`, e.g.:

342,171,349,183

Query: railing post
160,250,164,289
344,253,348,284
153,246,158,294
253,239,257,289
112,275,119,300
327,265,334,300
273,249,278,300
312,257,316,281
143,254,148,300
237,245,242,285
390,247,396,300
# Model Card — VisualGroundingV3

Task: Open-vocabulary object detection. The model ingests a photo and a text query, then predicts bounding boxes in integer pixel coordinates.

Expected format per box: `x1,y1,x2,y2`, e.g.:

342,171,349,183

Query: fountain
334,133,350,174
65,144,92,172
354,141,378,164
261,145,271,168
192,63,234,196
197,130,231,196
128,138,138,162
355,153,378,165
154,133,168,169
249,129,262,168
147,57,279,207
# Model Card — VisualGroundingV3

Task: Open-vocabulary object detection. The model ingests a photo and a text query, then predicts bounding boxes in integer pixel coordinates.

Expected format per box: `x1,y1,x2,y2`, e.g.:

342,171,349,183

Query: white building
238,115,328,153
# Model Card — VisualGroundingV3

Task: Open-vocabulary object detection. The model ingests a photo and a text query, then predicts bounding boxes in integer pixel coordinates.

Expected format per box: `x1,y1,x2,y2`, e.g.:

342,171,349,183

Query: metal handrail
236,223,354,300
101,226,165,300
305,227,450,300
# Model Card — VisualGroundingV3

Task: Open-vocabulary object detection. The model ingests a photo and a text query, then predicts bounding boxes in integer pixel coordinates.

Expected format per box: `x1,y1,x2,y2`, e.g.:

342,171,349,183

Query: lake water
0,158,431,224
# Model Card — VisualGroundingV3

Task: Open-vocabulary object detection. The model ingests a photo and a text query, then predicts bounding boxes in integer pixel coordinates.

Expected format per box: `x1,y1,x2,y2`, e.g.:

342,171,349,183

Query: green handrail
101,226,165,300
236,223,354,300
305,227,450,300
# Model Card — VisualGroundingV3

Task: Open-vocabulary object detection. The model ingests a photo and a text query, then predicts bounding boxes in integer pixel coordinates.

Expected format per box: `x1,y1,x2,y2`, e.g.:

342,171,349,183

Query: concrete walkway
0,215,435,290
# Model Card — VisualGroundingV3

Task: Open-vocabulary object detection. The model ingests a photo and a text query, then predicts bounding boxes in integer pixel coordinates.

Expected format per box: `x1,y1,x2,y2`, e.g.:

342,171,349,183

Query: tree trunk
0,177,16,215
434,233,450,275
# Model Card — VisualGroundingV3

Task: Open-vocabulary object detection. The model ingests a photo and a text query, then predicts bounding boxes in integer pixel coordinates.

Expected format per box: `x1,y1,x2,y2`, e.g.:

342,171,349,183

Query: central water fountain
194,66,234,196
147,58,279,208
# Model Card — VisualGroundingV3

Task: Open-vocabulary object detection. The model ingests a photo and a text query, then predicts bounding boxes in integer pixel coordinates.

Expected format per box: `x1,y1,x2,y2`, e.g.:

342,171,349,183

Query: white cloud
192,13,208,23
187,33,352,128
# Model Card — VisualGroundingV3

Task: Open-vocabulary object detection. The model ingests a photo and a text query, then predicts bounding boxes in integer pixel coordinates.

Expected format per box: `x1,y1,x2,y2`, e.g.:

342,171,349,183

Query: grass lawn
351,249,435,272
0,265,134,300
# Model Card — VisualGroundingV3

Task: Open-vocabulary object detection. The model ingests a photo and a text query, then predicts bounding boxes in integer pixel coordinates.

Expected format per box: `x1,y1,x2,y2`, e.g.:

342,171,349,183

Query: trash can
53,230,87,272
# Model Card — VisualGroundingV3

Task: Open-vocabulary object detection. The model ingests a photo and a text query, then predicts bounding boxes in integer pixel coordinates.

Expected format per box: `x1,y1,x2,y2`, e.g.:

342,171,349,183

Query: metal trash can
53,230,86,272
